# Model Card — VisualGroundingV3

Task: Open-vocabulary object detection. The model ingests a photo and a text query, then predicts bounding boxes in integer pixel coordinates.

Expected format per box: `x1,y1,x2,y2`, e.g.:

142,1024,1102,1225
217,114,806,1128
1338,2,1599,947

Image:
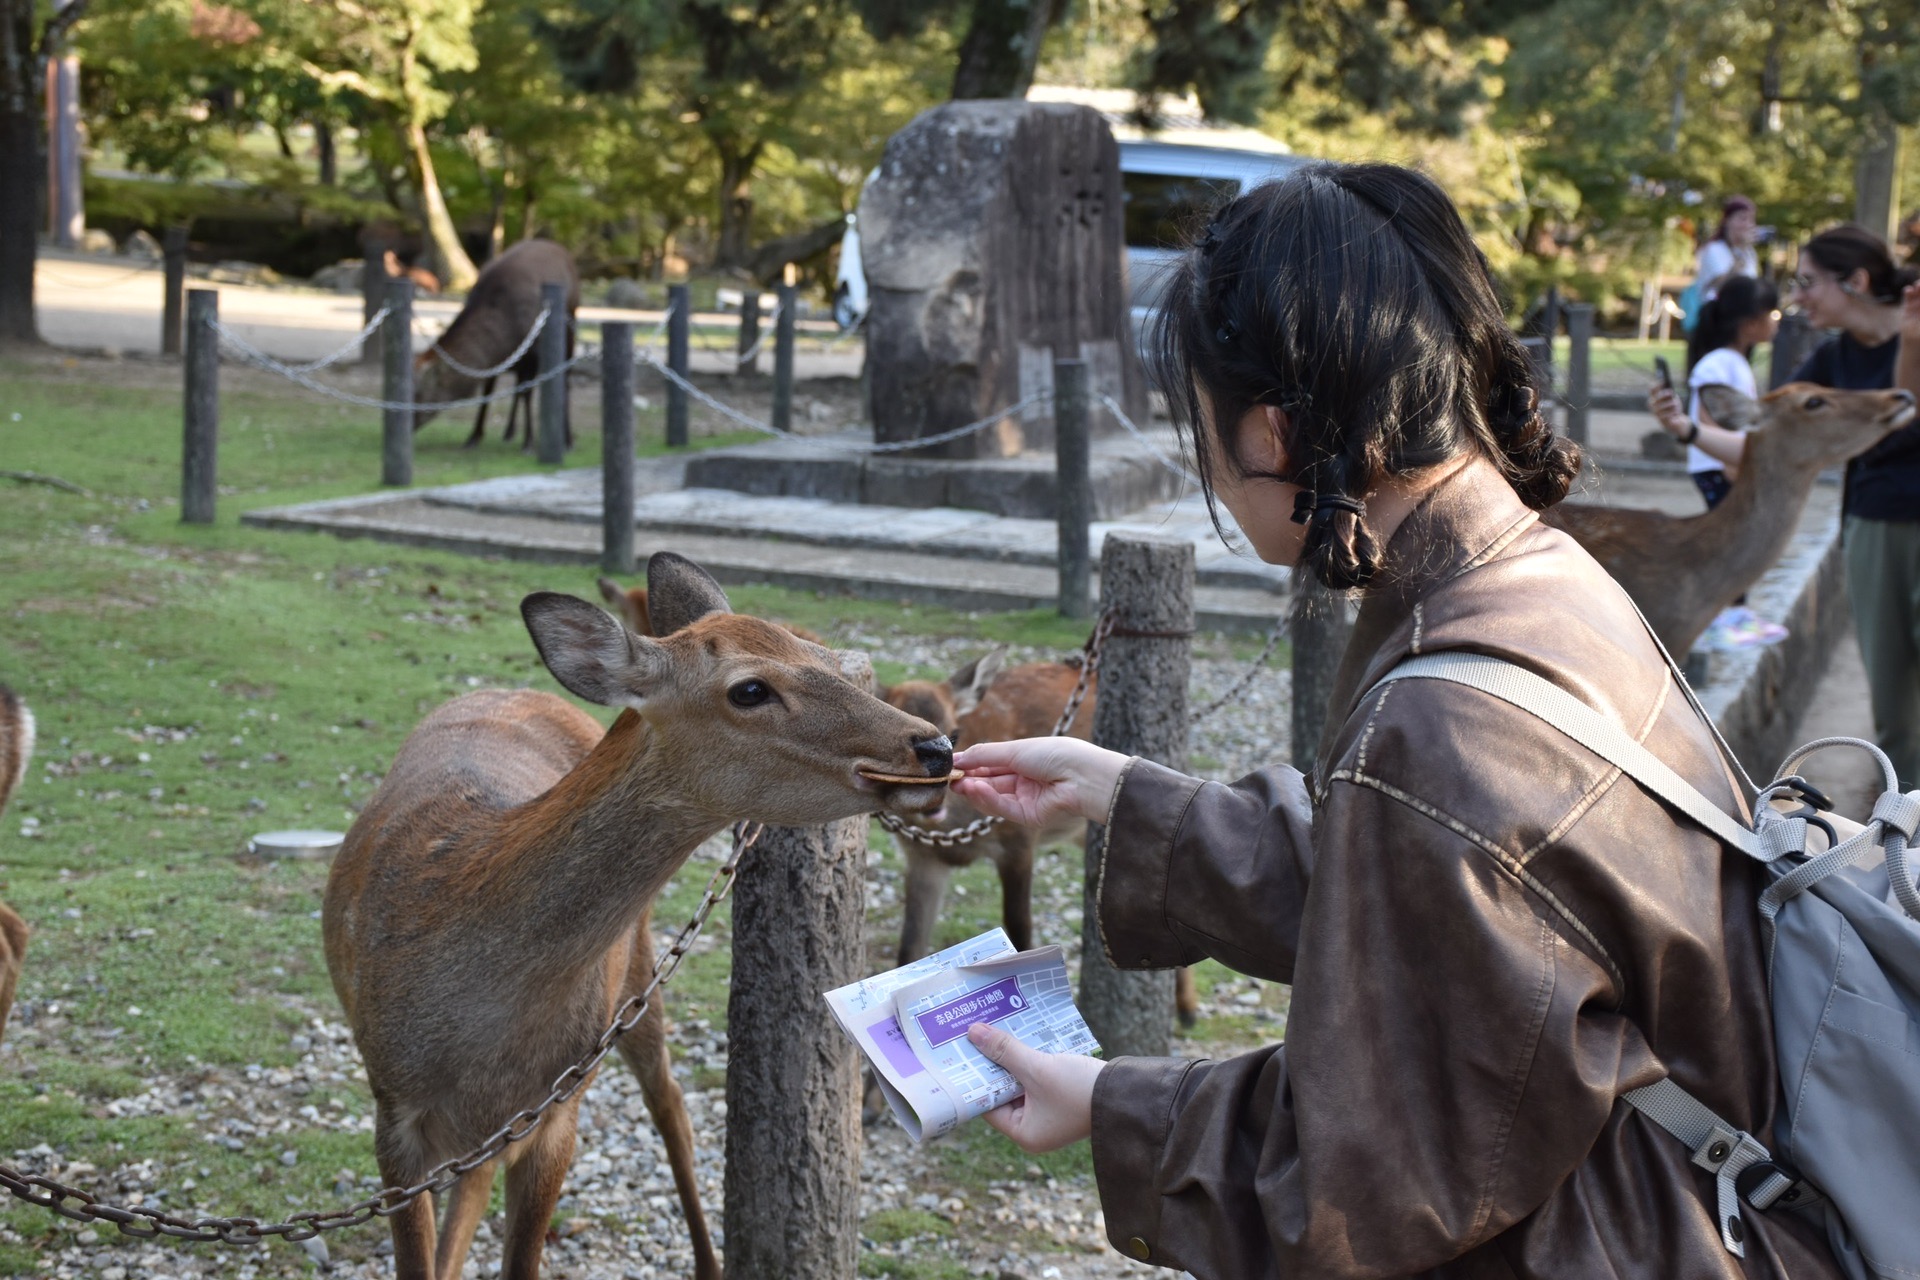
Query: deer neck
484,710,725,977
1693,431,1819,586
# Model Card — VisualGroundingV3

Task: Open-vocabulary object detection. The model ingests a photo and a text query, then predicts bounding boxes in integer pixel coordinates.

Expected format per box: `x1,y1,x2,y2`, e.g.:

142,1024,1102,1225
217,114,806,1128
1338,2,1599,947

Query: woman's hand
1647,384,1691,437
967,1021,1106,1153
950,737,1129,829
1900,280,1920,343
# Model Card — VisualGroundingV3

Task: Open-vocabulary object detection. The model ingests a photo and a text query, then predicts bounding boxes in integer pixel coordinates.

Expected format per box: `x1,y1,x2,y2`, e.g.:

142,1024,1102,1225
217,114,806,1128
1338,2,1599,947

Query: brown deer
382,249,442,296
0,687,32,1042
323,552,952,1280
413,240,581,450
1546,383,1916,653
881,657,1200,1026
596,575,826,646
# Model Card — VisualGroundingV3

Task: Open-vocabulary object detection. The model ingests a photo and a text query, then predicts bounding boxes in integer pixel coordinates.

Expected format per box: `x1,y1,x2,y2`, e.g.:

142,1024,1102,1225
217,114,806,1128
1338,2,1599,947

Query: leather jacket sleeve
1088,766,1658,1278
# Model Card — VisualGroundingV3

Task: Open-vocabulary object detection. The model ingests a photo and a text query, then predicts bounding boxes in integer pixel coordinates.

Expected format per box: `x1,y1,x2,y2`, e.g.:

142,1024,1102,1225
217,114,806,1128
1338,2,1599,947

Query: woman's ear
1236,405,1291,475
1845,267,1872,297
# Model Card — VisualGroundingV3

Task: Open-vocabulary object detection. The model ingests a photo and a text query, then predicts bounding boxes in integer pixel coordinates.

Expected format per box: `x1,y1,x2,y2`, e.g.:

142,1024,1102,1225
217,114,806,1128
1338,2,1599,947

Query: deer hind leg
373,1112,438,1280
433,1156,498,1280
465,378,495,448
896,843,954,967
1174,966,1199,1028
0,901,26,1043
992,830,1036,953
614,935,721,1280
500,1101,577,1280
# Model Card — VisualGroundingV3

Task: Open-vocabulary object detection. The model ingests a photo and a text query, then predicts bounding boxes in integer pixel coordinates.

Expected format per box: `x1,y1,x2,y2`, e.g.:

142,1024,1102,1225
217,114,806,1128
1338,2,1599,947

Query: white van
833,88,1304,332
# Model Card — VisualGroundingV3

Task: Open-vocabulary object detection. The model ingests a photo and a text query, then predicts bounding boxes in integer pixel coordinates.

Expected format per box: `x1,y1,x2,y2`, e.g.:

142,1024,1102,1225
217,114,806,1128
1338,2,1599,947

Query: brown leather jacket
1088,459,1842,1279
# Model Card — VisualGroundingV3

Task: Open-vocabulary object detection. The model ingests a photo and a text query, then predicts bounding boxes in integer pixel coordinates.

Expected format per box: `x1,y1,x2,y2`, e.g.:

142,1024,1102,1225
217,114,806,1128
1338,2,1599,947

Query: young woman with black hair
949,162,1843,1278
1788,224,1920,789
1649,275,1781,508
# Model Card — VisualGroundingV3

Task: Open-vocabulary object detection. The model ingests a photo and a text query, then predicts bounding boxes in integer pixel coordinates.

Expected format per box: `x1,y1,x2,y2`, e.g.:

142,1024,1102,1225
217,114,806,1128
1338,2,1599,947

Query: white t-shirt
1694,240,1758,301
1686,346,1758,473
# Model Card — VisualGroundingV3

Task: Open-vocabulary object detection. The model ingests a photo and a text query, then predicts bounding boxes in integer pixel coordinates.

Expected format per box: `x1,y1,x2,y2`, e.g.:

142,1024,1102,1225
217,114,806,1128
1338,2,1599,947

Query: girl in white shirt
1650,274,1780,508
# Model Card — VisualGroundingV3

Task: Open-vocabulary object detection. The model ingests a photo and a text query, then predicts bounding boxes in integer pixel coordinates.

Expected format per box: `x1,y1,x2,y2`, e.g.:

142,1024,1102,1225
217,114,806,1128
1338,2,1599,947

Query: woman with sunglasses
1789,225,1920,788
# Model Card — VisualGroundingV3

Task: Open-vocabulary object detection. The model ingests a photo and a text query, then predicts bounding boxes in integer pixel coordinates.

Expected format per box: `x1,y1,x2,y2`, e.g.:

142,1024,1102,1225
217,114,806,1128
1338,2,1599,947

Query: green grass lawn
0,350,1276,1275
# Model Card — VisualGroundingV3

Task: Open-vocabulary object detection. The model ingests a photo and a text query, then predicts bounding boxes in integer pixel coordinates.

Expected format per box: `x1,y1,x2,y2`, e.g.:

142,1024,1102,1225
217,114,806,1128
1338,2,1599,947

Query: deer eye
1805,396,1826,409
728,679,774,708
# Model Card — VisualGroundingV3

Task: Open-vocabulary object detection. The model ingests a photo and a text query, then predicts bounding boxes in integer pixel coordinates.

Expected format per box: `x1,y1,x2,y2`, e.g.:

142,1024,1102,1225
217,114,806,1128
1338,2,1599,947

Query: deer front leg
615,995,721,1280
373,1110,438,1280
465,379,495,448
896,844,954,967
434,1156,498,1280
1174,966,1199,1029
500,1101,577,1280
992,831,1036,953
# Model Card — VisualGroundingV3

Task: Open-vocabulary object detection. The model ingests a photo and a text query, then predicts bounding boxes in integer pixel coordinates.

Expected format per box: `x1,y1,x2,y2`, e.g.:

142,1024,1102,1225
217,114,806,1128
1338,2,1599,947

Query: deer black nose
913,734,954,778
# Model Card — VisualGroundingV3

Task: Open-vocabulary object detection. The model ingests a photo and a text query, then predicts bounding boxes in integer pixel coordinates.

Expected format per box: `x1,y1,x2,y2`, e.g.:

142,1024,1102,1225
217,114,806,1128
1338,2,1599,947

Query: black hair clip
1291,491,1366,525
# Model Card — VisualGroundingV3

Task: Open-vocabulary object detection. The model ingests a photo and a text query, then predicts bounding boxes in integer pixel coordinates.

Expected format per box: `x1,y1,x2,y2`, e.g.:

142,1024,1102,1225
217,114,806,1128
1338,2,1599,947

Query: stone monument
860,99,1149,458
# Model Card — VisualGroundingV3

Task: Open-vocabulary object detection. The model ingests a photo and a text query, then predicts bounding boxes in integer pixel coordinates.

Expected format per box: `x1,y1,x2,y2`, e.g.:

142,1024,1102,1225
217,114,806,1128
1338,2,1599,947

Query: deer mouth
1884,403,1916,429
855,766,957,813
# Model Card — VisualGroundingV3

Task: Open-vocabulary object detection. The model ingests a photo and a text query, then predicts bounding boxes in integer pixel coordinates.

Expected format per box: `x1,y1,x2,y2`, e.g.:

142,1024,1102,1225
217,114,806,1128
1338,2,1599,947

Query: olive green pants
1845,515,1920,790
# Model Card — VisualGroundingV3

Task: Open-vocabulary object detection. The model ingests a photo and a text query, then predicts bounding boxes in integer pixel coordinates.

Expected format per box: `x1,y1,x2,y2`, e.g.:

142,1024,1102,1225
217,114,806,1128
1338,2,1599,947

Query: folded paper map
823,928,1101,1142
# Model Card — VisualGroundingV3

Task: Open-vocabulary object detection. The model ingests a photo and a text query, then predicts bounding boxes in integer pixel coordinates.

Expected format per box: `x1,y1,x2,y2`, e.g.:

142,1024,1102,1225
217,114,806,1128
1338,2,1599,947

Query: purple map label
915,976,1026,1048
867,1013,925,1079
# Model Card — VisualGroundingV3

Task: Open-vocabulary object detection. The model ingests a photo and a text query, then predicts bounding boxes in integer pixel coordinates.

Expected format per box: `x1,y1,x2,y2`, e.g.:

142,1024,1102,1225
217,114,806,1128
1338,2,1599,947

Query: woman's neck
1843,304,1900,348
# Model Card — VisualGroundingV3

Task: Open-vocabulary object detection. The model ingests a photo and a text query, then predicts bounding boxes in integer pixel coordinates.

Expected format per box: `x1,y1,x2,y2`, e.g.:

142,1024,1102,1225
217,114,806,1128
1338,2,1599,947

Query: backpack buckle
1735,1158,1815,1211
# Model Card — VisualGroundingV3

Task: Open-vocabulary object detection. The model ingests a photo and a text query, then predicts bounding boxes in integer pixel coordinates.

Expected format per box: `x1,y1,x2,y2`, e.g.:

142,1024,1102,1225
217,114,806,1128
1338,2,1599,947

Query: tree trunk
713,139,762,270
316,120,336,185
951,0,1063,99
1855,108,1902,245
404,119,478,290
0,0,44,344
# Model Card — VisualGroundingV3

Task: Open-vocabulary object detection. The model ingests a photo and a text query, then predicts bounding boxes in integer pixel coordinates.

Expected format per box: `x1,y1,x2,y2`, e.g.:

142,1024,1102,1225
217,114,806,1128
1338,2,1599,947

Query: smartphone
1653,355,1674,392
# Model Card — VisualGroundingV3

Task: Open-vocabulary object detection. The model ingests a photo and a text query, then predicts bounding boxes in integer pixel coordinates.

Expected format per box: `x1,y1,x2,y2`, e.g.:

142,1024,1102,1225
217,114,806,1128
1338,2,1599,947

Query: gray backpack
1381,652,1920,1280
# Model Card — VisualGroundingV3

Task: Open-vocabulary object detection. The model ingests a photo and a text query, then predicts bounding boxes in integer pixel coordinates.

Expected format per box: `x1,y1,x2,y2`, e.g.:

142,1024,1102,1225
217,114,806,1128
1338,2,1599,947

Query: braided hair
1149,162,1581,590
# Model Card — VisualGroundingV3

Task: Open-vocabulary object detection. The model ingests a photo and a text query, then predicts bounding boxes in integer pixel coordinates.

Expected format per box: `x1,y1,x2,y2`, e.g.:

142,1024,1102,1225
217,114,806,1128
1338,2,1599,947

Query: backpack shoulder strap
1374,653,1765,859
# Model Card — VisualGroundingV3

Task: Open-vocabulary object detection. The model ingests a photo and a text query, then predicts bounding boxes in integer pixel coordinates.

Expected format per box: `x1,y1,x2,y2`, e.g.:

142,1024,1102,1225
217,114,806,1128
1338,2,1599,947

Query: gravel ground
0,637,1293,1280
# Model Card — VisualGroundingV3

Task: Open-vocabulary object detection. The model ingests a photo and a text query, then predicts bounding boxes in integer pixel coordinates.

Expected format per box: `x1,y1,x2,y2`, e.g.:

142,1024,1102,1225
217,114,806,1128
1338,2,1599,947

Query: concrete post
1564,302,1594,446
47,54,82,248
667,284,691,447
536,281,569,464
1289,573,1354,773
181,290,219,524
161,227,188,357
360,234,389,365
1770,311,1814,390
723,656,870,1280
1082,533,1191,1059
771,283,797,432
381,279,414,488
1055,359,1092,619
737,290,761,375
600,321,635,575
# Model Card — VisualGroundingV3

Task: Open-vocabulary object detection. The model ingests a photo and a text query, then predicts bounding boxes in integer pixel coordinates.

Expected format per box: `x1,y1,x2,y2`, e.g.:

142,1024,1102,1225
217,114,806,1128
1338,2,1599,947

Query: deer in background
413,240,581,450
881,656,1199,1027
1547,383,1917,653
0,687,32,1042
324,552,952,1280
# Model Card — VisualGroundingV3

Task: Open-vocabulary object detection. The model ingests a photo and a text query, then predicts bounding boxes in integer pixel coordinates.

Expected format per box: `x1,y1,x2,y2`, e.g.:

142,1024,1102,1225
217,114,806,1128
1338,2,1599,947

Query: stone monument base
681,430,1186,520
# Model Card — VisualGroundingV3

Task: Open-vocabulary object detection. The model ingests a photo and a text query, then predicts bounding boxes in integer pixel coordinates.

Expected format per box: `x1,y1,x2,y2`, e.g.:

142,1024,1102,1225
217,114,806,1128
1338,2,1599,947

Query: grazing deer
0,687,31,1042
596,575,826,646
413,240,581,450
382,249,442,295
324,552,952,1280
1546,383,1917,654
881,657,1199,1027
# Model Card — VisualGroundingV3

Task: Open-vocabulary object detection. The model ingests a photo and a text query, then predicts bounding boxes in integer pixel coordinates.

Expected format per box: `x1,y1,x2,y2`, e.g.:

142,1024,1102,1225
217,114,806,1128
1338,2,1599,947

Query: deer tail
0,686,34,819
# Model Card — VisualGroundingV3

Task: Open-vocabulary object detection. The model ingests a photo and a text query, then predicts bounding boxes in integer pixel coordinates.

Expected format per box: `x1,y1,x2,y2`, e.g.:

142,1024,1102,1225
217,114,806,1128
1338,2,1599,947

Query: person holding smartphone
1648,276,1781,509
948,162,1841,1279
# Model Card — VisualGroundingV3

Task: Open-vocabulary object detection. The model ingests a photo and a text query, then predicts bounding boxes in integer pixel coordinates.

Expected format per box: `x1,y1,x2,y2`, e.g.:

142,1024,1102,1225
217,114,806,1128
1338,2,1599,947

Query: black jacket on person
1792,332,1918,521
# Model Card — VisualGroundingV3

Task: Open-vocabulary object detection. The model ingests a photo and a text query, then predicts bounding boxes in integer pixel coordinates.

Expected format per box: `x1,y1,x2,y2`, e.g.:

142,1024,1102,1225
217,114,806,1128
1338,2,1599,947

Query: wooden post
1540,284,1561,390
381,278,414,488
1289,572,1354,773
1564,302,1594,446
181,290,219,524
667,283,691,448
771,282,797,432
724,655,870,1280
1770,311,1813,390
1082,533,1190,1059
536,281,568,464
737,289,761,375
1055,358,1092,619
361,234,389,365
161,226,188,357
600,321,635,574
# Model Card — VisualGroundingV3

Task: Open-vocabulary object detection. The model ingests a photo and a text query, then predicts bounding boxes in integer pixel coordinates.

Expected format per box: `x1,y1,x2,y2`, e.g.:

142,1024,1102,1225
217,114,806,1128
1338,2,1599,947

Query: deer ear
645,552,732,635
1698,384,1760,431
522,592,669,708
946,647,1007,717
